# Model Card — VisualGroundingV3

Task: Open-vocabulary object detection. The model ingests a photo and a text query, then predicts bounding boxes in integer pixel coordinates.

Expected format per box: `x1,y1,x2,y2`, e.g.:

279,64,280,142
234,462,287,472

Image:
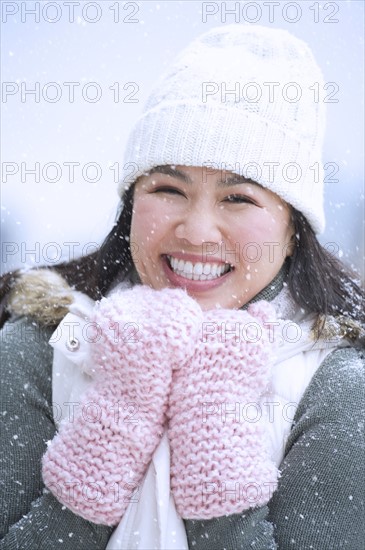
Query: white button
66,337,80,351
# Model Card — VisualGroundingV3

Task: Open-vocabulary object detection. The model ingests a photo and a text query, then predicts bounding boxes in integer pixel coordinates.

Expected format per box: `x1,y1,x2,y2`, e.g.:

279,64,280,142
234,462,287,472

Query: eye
152,186,186,197
224,194,256,205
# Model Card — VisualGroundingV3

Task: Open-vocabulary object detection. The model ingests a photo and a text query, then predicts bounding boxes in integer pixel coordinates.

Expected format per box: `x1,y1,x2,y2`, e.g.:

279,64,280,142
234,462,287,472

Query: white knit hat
120,25,326,233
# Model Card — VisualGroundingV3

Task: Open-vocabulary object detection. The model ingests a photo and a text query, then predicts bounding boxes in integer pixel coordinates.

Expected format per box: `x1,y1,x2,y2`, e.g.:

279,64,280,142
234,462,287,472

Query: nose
175,206,223,246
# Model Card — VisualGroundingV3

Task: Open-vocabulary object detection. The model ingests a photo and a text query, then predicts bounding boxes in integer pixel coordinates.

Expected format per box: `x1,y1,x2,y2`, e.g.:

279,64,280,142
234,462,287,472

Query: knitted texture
168,301,278,519
42,285,203,526
119,25,326,233
2,314,363,548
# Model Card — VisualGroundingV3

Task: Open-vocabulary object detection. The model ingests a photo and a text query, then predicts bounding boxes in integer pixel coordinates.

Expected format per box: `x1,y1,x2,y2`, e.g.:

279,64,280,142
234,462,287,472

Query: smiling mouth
165,255,233,281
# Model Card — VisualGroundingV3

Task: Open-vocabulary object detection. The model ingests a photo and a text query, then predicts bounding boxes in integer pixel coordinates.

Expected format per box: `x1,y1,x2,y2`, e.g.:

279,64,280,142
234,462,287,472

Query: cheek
228,210,291,264
251,208,290,238
130,199,152,260
252,212,292,265
130,197,171,254
227,211,269,244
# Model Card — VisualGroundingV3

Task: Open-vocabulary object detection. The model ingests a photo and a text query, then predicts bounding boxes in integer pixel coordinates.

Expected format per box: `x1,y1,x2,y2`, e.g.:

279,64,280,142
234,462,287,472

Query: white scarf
49,287,346,549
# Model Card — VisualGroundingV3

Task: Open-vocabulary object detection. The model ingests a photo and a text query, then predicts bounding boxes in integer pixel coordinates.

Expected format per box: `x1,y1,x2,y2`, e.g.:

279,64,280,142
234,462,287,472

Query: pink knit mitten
168,301,278,519
42,285,203,525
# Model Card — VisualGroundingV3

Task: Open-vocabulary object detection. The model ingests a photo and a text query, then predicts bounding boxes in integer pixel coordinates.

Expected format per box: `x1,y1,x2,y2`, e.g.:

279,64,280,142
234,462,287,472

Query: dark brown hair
0,184,364,328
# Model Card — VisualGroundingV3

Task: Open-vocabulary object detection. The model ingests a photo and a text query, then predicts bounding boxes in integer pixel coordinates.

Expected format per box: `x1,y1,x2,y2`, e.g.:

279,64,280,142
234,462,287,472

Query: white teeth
193,263,203,275
166,256,231,281
185,261,193,274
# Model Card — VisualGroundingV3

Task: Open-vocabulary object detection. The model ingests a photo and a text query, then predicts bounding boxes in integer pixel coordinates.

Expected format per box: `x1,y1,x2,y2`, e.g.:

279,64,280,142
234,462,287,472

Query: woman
1,25,364,549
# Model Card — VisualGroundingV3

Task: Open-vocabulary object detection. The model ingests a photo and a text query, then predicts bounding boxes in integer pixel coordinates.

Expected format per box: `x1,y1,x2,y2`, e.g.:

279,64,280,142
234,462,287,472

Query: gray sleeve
184,347,364,550
184,507,276,550
0,317,113,549
268,346,364,549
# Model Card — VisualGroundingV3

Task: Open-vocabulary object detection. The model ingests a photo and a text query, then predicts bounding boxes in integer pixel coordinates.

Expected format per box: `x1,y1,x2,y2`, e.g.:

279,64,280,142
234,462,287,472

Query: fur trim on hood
312,313,365,346
7,269,74,326
3,269,365,345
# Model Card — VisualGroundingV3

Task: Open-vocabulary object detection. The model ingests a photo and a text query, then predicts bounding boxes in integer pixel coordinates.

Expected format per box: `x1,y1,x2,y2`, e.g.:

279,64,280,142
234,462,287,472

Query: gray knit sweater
1,314,364,549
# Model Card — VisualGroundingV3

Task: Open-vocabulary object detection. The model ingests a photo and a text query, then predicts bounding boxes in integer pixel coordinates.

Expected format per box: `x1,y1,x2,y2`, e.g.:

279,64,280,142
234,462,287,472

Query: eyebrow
218,174,259,188
146,165,259,188
147,165,191,183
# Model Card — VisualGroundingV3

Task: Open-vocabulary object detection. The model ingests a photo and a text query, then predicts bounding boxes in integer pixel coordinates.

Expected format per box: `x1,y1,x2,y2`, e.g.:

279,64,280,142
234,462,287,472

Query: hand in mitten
42,285,203,526
168,301,278,519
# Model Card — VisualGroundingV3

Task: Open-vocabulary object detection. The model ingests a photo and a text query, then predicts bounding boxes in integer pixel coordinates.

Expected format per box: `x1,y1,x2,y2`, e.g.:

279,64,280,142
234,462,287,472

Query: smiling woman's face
130,165,294,310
